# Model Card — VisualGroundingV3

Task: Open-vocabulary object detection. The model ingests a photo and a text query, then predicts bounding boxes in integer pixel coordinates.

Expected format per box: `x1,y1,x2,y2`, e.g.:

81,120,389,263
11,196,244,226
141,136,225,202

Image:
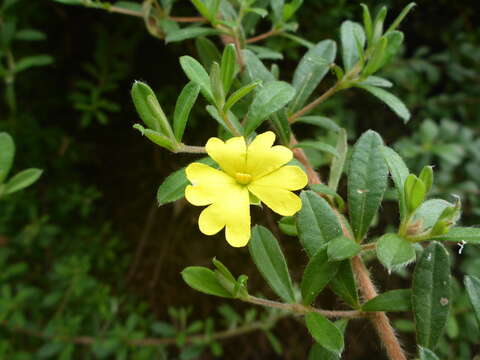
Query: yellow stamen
235,172,252,185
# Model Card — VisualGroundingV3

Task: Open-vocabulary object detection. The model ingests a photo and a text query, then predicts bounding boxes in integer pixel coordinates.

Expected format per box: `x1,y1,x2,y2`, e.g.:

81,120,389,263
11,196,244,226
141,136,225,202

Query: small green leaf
15,29,46,41
431,227,480,244
327,236,361,261
173,82,200,141
377,233,415,271
181,266,233,298
358,75,393,88
360,4,373,44
412,242,451,349
340,21,365,72
278,216,297,236
382,146,409,220
418,347,440,360
166,27,219,43
411,199,455,233
386,3,416,34
330,260,360,308
301,247,340,305
310,183,345,211
245,81,295,135
133,125,175,151
296,191,343,257
356,84,410,123
4,168,42,194
362,36,387,76
249,226,295,303
243,50,275,83
419,166,434,193
14,55,52,73
190,0,211,19
328,129,348,193
290,40,336,111
348,130,388,242
294,141,339,158
223,81,261,113
195,37,221,69
404,174,426,213
379,31,404,68
464,275,480,327
210,62,225,107
180,56,213,102
156,157,215,206
0,132,15,183
305,313,344,354
372,6,387,43
294,116,340,132
362,289,412,312
220,44,236,94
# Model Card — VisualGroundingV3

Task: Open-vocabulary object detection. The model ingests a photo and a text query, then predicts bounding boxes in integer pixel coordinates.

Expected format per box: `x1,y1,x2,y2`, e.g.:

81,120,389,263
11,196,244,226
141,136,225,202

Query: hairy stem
245,296,365,319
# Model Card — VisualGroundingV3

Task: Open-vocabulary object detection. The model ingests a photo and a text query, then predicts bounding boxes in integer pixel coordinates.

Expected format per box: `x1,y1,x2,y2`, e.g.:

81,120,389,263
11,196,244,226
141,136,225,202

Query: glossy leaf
244,81,295,135
4,169,42,194
356,84,411,123
301,247,339,305
340,21,365,71
464,275,480,327
348,130,388,241
181,266,233,298
327,236,361,261
0,132,15,183
305,313,344,354
362,289,412,312
296,191,343,257
249,226,295,303
173,82,200,141
377,233,415,271
413,242,451,349
290,40,336,111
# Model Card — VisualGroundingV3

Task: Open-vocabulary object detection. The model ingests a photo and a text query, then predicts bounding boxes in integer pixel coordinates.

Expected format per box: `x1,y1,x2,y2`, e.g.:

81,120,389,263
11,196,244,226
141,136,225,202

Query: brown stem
108,5,143,17
169,16,206,23
290,135,323,185
245,296,365,319
352,256,407,360
246,29,282,44
177,144,207,154
288,83,340,123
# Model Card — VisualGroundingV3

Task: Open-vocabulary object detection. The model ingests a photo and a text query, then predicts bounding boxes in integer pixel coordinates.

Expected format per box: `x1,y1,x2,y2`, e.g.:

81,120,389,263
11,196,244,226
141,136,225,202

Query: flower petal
198,185,251,247
248,185,302,216
250,166,308,190
246,131,292,179
205,136,246,177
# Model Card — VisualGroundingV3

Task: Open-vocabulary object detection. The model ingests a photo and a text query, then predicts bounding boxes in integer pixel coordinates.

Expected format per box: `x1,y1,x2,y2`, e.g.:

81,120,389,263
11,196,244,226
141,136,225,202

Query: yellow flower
185,131,308,247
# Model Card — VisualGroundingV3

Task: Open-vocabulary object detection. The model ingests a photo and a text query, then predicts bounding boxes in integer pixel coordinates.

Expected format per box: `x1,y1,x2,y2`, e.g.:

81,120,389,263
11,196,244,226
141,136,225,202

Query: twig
176,144,207,154
246,29,282,44
107,5,143,17
169,16,206,23
290,135,323,185
245,296,365,319
288,83,340,123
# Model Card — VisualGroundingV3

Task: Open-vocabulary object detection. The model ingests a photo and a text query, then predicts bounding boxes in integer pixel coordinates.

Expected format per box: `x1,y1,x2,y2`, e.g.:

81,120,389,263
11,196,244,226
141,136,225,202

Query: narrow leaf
166,27,219,43
362,289,412,312
330,260,359,308
382,146,409,220
223,81,261,113
181,266,233,298
295,116,340,132
173,82,200,141
131,81,170,135
296,191,342,257
431,227,480,244
305,313,344,354
327,236,361,261
340,21,365,71
419,347,440,360
180,56,213,102
220,44,236,93
4,168,42,194
464,275,480,327
249,226,295,303
294,141,339,158
301,247,340,305
0,132,15,182
14,55,52,73
328,128,348,192
242,50,275,83
412,242,451,349
348,130,388,241
195,37,221,69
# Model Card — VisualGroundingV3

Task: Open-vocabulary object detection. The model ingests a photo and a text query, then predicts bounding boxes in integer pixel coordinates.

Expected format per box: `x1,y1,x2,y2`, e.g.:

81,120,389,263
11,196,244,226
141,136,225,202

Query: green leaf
301,247,340,305
195,37,221,69
15,29,46,41
220,44,236,94
340,21,365,72
418,347,440,360
278,216,297,236
327,236,361,261
14,55,53,73
249,226,295,303
386,3,416,34
419,166,433,194
372,6,387,43
190,0,211,19
166,27,219,43
362,289,412,312
362,36,387,76
329,260,359,308
360,4,373,45
296,191,343,257
244,81,295,135
412,242,451,349
0,133,15,183
209,62,225,107
376,233,415,271
180,56,213,102
131,81,172,136
294,116,340,132
347,130,388,241
294,141,339,158
464,275,480,327
356,84,410,123
328,128,348,193
305,313,344,354
156,157,215,206
290,40,337,111
173,82,200,141
181,266,233,298
310,183,345,211
382,146,409,220
223,81,261,113
133,125,176,151
359,75,393,88
114,1,142,12
411,199,454,232
4,168,42,194
431,227,480,244
380,31,404,68
242,50,275,83
404,174,426,213
307,319,348,360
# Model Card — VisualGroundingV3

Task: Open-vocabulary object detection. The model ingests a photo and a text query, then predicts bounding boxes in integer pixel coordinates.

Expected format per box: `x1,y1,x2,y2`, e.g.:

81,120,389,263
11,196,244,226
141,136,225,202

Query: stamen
235,172,252,185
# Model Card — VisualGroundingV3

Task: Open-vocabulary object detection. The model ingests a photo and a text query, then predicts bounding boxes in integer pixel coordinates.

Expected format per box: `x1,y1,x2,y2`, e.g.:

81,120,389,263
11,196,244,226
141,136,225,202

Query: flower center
235,172,252,185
